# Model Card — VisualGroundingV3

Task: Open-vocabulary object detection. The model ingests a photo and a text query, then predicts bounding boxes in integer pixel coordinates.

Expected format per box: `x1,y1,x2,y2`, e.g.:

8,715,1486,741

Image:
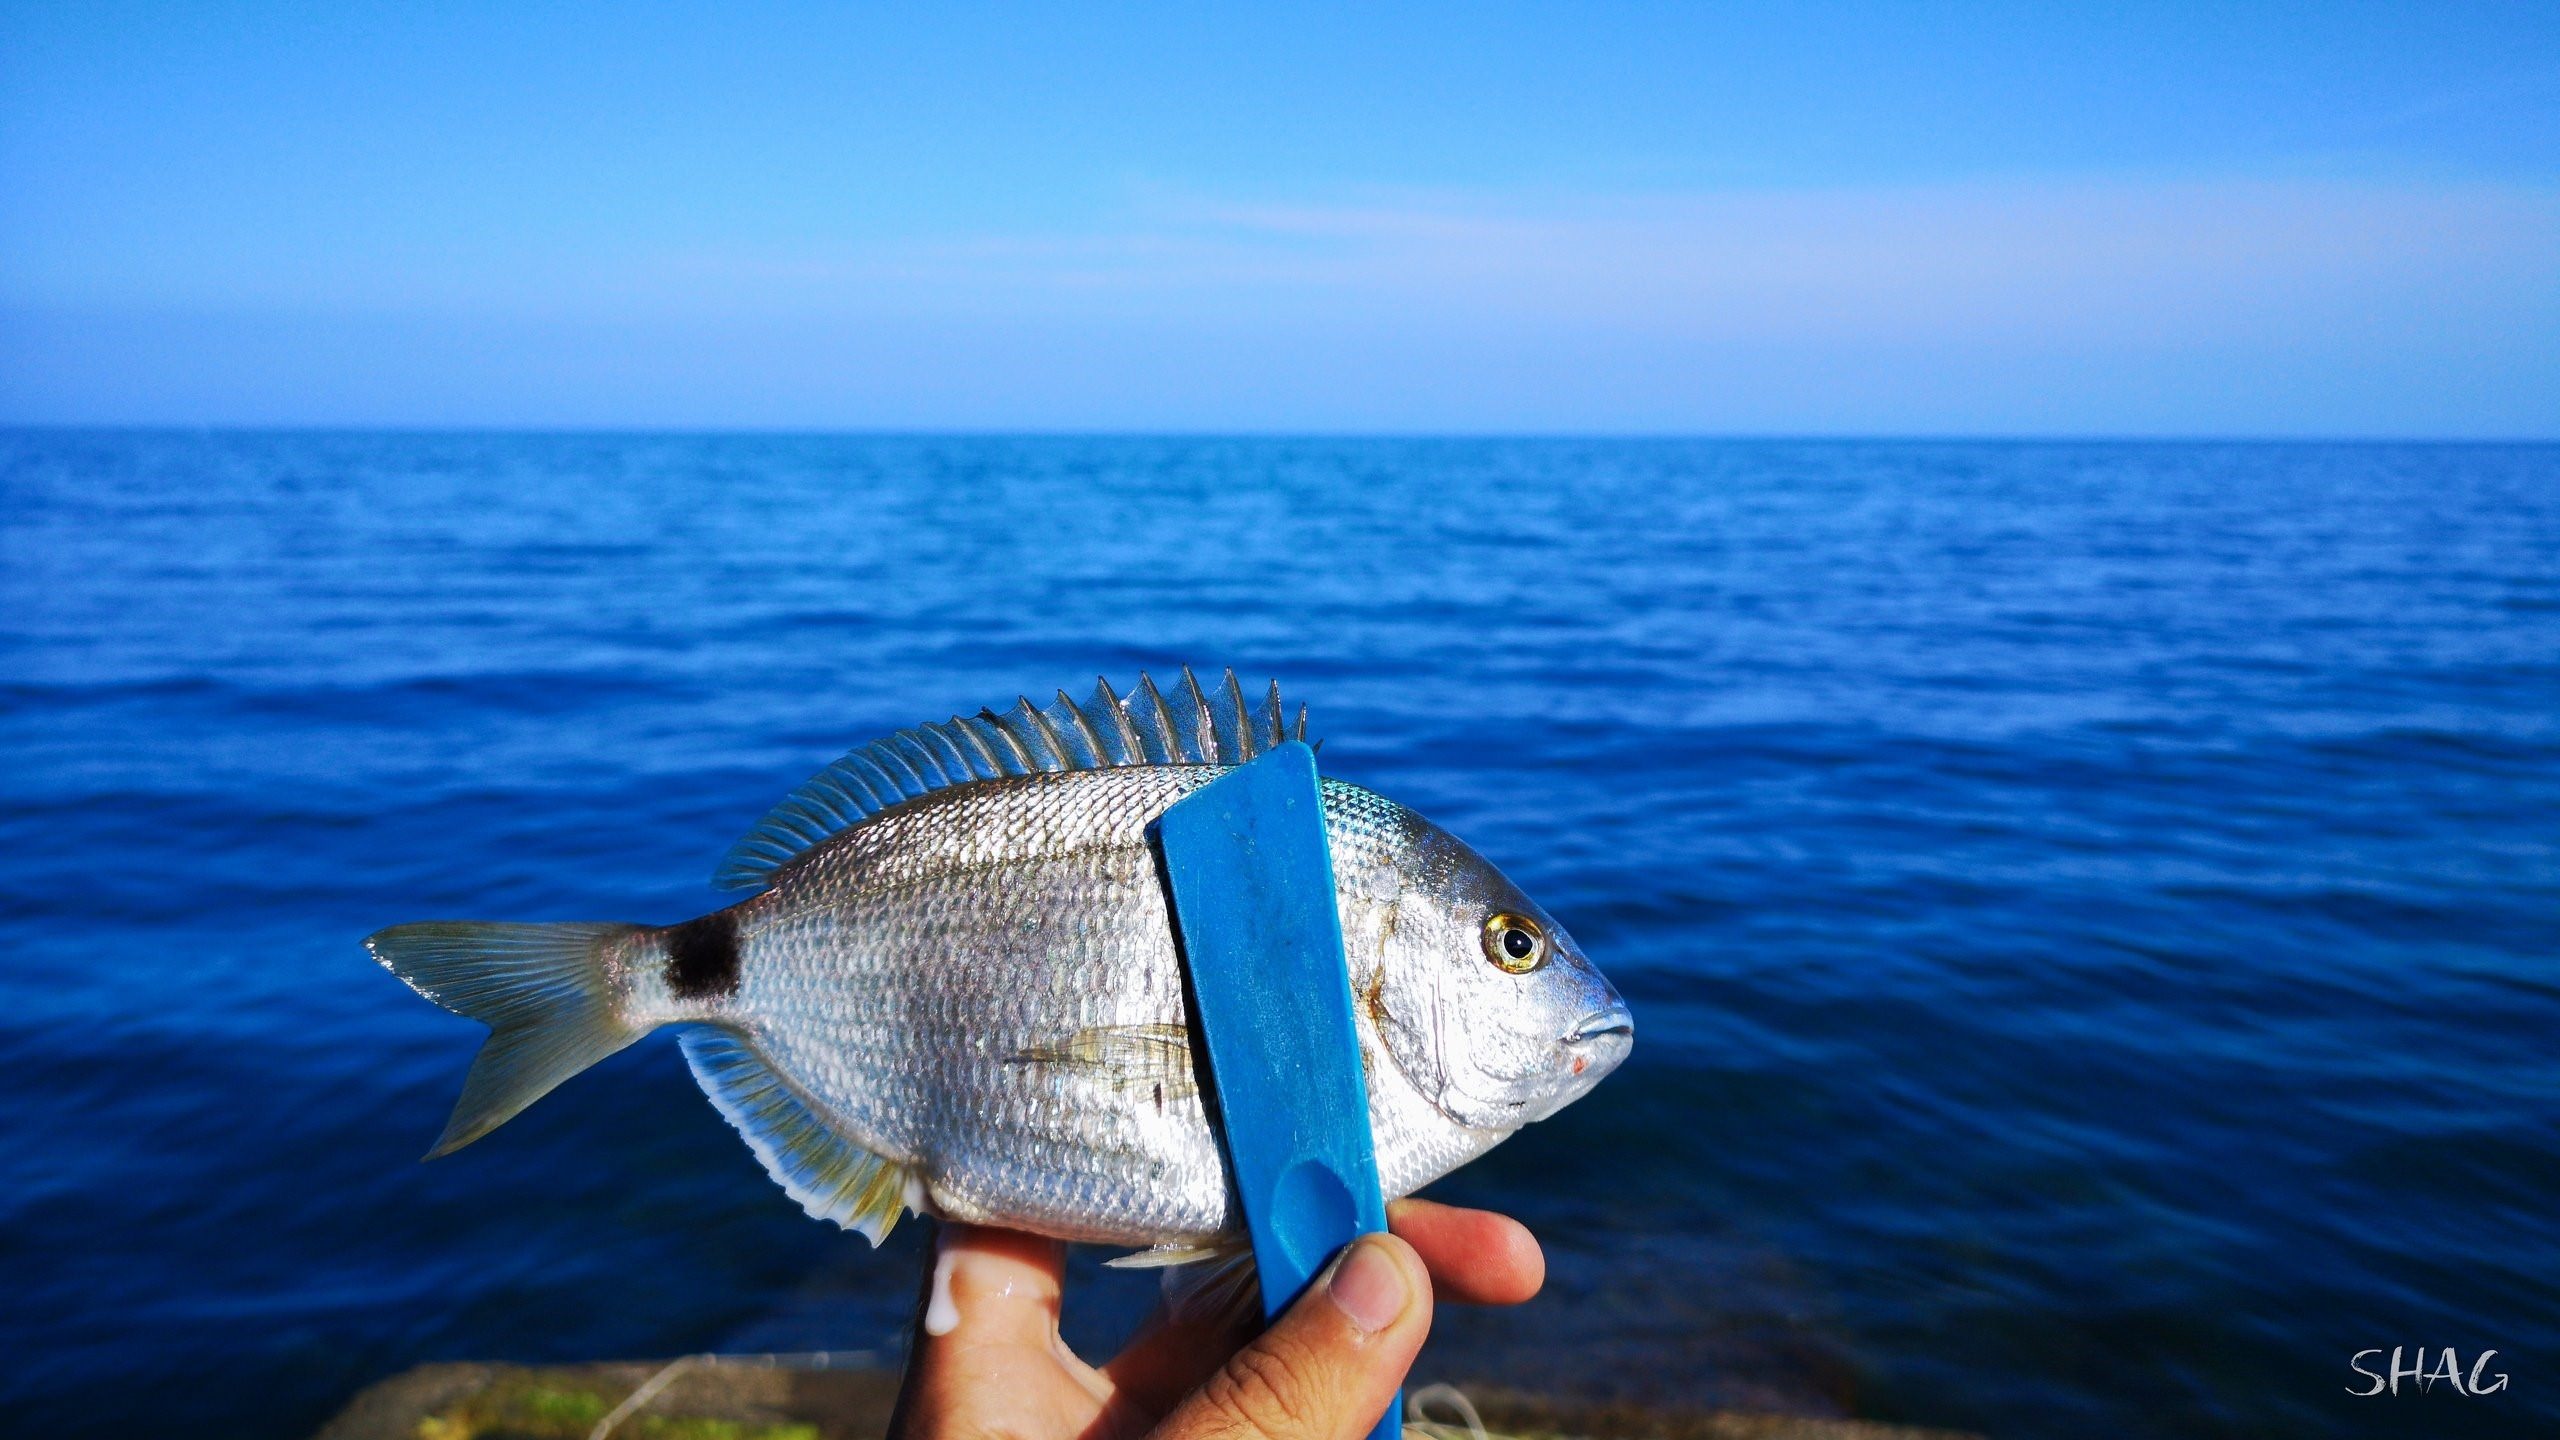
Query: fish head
1361,809,1633,1134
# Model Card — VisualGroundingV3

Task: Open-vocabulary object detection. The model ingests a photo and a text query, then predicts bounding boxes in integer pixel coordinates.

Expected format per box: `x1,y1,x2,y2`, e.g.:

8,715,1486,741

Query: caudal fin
367,921,645,1158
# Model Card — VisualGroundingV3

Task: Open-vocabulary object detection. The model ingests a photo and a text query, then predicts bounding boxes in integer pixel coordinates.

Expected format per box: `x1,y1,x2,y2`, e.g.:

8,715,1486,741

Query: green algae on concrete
315,1362,1983,1440
403,1370,822,1440
313,1363,885,1440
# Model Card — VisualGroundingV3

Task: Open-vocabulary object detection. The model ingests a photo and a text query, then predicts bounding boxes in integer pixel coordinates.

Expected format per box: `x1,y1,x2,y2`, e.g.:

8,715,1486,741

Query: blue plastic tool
1156,741,1400,1440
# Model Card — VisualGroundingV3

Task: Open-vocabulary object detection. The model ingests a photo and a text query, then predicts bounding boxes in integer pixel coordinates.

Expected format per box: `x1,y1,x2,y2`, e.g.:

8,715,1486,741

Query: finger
1099,1273,1261,1421
1387,1198,1545,1306
1149,1233,1431,1440
912,1223,1070,1354
1107,1204,1541,1412
889,1225,1106,1440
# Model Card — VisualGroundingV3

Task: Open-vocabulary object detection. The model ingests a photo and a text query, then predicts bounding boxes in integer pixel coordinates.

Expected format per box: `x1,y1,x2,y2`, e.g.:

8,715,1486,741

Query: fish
369,669,1633,1264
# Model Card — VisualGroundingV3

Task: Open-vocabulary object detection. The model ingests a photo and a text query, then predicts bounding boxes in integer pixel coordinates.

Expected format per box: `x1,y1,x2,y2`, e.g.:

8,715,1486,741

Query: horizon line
4,421,2555,447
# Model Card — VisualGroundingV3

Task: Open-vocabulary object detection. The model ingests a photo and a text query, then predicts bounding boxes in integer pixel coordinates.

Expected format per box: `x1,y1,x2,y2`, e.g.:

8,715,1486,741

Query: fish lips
1520,1002,1635,1123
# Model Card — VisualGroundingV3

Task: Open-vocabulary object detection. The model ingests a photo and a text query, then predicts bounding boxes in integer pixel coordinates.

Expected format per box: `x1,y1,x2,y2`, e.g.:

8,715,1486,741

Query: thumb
1150,1234,1431,1440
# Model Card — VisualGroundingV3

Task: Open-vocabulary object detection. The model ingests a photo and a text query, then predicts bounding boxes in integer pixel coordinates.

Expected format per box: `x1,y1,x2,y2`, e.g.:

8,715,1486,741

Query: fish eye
1482,912,1548,974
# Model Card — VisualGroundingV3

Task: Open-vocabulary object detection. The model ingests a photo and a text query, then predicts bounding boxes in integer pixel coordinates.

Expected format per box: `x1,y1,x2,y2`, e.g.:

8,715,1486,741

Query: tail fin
367,921,646,1158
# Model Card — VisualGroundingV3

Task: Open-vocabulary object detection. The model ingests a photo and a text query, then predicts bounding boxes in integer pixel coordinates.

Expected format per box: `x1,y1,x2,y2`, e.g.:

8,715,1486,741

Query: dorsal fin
714,668,1313,892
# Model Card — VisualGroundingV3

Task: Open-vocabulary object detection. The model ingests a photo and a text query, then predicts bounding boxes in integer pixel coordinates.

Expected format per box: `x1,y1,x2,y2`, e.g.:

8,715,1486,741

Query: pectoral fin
1008,1023,1200,1102
1106,1240,1259,1327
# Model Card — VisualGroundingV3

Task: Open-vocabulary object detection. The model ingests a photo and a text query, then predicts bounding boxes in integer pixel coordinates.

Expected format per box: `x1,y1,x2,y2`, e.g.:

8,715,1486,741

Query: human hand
887,1199,1544,1440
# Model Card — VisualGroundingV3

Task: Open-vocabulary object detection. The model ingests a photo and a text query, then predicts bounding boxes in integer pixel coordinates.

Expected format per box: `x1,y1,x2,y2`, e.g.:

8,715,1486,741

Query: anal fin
679,1027,910,1243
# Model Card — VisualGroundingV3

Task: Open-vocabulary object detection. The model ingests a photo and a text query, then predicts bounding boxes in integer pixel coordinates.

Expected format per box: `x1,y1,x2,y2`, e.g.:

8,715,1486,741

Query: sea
3,431,2554,1440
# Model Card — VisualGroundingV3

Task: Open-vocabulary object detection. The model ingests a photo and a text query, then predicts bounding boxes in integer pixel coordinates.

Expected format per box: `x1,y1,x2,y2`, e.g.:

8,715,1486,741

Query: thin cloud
625,177,2560,355
7,176,2554,434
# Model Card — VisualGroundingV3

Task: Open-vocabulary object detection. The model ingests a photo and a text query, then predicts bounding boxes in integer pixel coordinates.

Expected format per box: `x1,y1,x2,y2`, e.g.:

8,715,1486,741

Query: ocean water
3,431,2555,1440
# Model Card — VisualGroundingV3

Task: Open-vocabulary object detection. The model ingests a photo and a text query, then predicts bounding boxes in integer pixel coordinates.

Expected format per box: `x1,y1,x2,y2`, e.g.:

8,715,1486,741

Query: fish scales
701,768,1466,1245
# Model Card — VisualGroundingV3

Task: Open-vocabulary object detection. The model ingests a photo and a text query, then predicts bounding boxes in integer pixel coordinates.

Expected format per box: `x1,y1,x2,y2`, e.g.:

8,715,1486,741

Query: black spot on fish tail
664,910,741,1000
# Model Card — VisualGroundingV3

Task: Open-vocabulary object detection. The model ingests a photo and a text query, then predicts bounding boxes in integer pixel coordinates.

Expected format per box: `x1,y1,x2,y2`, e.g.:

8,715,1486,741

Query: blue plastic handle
1156,742,1399,1440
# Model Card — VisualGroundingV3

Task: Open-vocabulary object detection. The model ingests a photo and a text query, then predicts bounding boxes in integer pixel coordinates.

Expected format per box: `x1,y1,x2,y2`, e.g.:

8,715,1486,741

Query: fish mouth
1566,1003,1635,1046
1521,1002,1634,1121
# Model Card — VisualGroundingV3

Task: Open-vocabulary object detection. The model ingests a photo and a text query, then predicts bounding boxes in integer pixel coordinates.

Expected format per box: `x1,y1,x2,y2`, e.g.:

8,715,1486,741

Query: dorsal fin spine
1174,667,1213,764
783,791,833,833
933,723,983,778
1021,702,1072,769
1083,689,1136,765
770,807,821,844
970,713,1035,772
896,727,947,784
799,790,852,831
874,743,928,793
948,719,1003,775
986,704,1027,765
907,737,947,787
847,759,897,810
825,766,875,817
1192,670,1219,760
1136,674,1176,764
992,704,1038,765
891,733,942,787
833,756,887,810
872,738,917,789
1097,678,1146,759
1161,670,1194,760
1221,670,1255,760
1057,689,1110,764
919,730,964,783
713,671,1319,892
931,721,993,780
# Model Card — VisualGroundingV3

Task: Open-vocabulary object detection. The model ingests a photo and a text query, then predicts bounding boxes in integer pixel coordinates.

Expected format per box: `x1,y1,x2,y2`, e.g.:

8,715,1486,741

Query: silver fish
370,669,1633,1259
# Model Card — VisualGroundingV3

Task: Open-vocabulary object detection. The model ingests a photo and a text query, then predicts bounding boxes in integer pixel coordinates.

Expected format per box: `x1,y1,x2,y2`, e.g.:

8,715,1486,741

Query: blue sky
2,3,2554,435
